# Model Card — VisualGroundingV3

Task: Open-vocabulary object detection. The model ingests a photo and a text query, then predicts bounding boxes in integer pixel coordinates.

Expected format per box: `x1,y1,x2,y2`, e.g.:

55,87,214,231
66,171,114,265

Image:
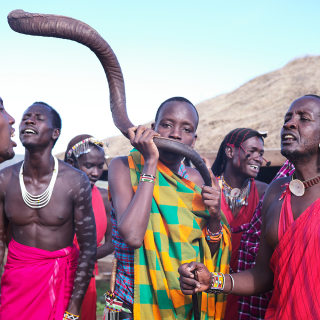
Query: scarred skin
0,103,97,315
178,96,320,297
108,101,222,256
67,145,114,259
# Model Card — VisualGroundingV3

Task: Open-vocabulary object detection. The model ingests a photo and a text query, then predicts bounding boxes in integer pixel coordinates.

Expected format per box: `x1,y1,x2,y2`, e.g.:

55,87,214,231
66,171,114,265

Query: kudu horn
8,9,212,186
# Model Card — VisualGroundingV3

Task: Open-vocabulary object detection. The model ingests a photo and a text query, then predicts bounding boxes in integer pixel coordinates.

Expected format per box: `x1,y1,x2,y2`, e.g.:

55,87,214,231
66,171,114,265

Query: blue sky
1,0,320,154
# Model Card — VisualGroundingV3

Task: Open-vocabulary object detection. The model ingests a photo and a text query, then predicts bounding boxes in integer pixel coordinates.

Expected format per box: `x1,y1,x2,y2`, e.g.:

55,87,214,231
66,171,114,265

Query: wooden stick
110,258,118,293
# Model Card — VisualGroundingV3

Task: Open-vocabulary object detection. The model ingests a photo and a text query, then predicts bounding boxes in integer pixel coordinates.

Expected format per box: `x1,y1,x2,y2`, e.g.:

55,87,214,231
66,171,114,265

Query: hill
57,55,320,163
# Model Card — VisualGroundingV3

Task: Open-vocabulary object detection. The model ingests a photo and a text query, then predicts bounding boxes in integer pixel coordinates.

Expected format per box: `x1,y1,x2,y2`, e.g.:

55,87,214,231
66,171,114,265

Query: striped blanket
128,149,231,320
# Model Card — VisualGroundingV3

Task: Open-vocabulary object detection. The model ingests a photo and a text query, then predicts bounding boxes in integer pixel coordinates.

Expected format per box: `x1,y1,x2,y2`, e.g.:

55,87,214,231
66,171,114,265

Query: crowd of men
0,94,318,320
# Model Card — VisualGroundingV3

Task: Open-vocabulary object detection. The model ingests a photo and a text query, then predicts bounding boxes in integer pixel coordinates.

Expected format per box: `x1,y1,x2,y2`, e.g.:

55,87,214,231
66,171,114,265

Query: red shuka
265,191,320,319
222,179,259,320
74,185,107,320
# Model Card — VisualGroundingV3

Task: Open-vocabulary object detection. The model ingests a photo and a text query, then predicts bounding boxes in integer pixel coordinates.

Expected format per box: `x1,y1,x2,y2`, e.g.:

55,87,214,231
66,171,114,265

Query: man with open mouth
0,102,97,320
178,94,320,320
209,128,268,320
0,97,16,163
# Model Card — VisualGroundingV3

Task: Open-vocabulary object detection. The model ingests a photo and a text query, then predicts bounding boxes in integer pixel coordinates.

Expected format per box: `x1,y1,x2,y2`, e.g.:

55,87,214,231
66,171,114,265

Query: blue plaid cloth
110,162,189,306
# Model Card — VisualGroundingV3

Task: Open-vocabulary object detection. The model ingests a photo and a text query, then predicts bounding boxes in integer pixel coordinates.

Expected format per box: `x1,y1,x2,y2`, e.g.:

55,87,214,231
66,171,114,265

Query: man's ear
225,146,234,159
191,134,197,148
52,128,60,142
151,123,155,130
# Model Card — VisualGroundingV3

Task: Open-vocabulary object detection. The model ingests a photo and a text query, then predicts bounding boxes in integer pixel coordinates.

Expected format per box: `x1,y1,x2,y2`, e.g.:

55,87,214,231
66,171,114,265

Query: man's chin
0,148,15,164
281,146,316,165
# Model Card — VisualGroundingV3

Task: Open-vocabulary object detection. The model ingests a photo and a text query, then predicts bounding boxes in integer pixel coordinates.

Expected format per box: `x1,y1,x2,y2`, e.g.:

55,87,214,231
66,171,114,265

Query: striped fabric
109,162,190,308
265,190,320,319
128,149,232,320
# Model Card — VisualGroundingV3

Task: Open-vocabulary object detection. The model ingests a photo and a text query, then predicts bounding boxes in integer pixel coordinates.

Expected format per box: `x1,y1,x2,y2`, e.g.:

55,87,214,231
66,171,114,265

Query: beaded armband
139,174,156,184
63,311,79,320
205,223,223,242
205,272,225,294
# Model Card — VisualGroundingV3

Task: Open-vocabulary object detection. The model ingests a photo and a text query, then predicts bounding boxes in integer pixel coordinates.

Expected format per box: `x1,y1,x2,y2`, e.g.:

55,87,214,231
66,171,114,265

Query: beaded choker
221,175,250,210
289,173,320,197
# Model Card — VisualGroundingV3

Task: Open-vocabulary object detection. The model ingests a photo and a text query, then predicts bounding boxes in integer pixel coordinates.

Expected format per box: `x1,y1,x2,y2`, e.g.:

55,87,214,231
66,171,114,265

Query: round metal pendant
231,188,241,197
289,179,305,197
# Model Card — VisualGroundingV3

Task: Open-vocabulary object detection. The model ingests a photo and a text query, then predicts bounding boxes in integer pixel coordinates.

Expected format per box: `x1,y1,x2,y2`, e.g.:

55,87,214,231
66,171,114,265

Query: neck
292,155,320,181
159,158,182,174
24,148,54,179
223,164,249,189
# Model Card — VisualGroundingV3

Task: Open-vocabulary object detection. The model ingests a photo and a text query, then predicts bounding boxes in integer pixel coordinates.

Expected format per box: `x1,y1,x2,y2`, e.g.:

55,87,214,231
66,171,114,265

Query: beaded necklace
19,156,58,209
221,174,251,210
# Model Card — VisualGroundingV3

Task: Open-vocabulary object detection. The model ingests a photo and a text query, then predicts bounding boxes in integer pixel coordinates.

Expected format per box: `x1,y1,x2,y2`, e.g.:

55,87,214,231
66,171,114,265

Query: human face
20,104,60,150
281,97,320,163
0,99,16,163
230,136,264,178
152,101,198,164
76,146,105,187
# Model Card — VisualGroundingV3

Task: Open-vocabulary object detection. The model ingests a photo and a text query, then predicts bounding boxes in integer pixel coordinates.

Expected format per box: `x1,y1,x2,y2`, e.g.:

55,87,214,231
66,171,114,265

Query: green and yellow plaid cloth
128,149,232,320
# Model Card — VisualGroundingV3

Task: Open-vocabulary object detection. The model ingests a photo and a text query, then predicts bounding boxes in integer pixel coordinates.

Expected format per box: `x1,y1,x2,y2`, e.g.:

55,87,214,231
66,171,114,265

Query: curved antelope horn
8,10,212,186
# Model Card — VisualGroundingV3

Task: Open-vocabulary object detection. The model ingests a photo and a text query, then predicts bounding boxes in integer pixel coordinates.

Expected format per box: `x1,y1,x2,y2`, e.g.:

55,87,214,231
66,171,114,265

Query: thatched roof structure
56,55,320,167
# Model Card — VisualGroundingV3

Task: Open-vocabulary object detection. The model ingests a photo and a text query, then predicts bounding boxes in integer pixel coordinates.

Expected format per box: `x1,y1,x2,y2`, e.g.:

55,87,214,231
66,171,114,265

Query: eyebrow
161,117,194,127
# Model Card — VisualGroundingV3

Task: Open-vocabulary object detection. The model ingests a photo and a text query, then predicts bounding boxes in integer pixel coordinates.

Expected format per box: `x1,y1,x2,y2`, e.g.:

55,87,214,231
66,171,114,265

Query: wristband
63,311,79,320
205,223,223,242
139,174,156,184
205,272,225,294
226,274,235,295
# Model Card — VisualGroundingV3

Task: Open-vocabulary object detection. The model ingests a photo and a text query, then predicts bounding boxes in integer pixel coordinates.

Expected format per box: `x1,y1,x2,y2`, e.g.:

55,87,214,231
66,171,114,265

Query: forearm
67,245,97,314
97,242,114,259
118,160,157,248
223,266,274,296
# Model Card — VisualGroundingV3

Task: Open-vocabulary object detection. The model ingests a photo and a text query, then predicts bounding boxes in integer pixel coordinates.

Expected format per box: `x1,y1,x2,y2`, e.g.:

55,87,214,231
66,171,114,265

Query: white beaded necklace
19,156,59,209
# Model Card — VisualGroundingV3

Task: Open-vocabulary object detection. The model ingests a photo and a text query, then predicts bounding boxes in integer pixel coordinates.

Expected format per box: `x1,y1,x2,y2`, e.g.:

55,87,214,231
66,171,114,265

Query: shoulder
255,180,268,199
0,162,21,186
57,159,90,188
263,176,290,207
108,156,130,182
185,167,204,188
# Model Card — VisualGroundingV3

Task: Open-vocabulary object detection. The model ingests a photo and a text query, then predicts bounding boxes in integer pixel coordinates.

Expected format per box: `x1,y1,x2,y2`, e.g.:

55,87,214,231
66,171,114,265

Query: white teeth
24,129,36,134
284,135,294,139
11,133,15,137
250,165,258,170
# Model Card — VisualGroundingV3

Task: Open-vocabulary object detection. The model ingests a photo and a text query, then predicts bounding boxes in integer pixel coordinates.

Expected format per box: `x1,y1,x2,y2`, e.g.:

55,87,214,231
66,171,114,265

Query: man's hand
178,262,212,295
201,169,221,221
128,125,160,164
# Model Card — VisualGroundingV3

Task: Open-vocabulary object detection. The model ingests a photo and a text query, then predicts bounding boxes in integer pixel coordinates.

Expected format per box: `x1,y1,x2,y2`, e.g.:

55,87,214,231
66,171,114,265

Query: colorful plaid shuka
128,149,232,320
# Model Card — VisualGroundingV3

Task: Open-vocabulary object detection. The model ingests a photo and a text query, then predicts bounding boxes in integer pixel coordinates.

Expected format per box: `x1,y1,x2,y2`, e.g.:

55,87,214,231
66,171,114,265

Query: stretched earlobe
151,123,155,130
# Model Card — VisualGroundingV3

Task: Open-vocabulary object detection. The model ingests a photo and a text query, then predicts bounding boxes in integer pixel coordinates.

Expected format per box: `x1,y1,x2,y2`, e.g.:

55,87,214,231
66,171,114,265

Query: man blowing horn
178,95,320,320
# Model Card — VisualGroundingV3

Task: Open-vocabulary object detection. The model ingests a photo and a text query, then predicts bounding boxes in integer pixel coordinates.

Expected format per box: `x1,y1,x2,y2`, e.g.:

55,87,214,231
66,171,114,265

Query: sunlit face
0,99,16,163
281,97,320,163
19,104,60,150
152,101,198,164
228,136,264,179
76,146,105,187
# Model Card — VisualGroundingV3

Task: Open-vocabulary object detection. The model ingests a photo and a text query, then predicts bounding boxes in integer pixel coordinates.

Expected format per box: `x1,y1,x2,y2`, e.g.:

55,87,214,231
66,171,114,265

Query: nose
168,127,182,140
6,111,15,125
25,115,36,125
91,167,99,177
283,117,297,130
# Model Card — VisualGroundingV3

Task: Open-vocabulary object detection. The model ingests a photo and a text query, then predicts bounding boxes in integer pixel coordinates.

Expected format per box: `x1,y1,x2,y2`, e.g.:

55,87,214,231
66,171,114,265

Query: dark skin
67,145,114,259
0,104,97,315
108,101,222,256
179,96,320,296
0,98,16,163
223,136,268,217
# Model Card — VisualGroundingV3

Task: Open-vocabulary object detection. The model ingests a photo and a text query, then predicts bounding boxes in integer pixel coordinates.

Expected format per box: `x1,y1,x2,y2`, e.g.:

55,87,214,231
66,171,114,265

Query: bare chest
4,177,74,227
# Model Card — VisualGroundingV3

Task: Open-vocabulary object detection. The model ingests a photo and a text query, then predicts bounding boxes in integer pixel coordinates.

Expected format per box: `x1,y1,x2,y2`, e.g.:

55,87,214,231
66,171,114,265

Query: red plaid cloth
236,160,295,320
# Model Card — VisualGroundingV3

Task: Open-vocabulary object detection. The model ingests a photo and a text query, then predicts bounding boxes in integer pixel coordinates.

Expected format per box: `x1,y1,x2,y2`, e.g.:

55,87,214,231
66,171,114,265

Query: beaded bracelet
139,174,156,184
205,223,223,242
205,272,225,294
63,311,79,320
